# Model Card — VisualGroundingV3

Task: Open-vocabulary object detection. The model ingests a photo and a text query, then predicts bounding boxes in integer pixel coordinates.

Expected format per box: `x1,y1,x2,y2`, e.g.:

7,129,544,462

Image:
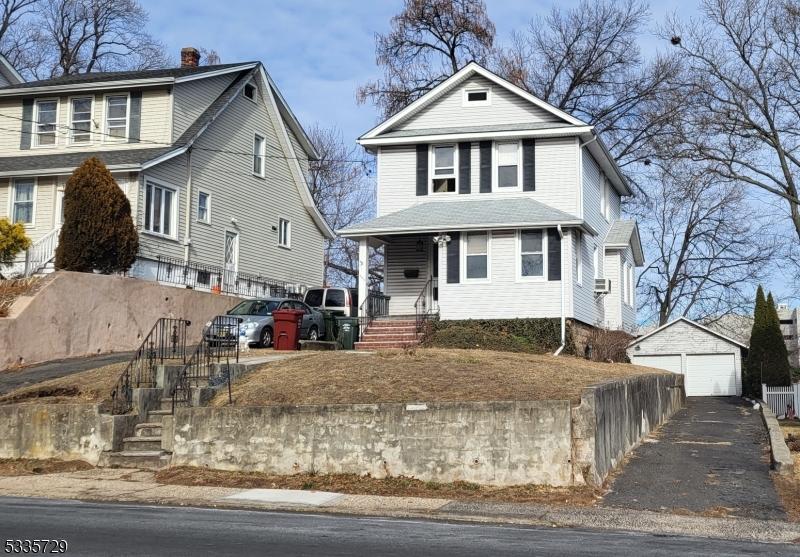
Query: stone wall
571,373,685,486
170,400,574,487
0,404,134,464
0,271,241,370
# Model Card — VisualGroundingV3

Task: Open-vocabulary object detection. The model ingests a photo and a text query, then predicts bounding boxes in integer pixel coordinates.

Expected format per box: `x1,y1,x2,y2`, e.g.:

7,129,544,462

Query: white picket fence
762,383,800,416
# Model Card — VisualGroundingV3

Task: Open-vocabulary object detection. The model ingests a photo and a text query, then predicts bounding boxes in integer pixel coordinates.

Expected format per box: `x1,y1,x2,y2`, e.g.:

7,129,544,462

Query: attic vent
243,82,256,101
463,88,490,106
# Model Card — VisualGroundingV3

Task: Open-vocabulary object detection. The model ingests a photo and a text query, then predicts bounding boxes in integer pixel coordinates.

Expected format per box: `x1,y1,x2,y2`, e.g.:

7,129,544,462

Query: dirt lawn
0,362,125,407
775,420,800,521
0,458,93,476
212,348,666,407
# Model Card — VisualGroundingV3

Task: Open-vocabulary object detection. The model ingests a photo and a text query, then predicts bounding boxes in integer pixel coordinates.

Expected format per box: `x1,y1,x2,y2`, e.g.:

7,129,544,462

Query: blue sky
142,0,700,144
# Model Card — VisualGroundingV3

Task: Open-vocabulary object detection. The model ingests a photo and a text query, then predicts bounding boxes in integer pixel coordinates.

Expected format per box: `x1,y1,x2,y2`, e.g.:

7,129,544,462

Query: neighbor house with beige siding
0,49,332,295
340,63,643,337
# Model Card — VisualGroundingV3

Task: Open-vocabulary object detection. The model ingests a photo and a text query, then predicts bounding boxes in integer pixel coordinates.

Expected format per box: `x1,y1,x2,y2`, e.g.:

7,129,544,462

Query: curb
759,401,795,476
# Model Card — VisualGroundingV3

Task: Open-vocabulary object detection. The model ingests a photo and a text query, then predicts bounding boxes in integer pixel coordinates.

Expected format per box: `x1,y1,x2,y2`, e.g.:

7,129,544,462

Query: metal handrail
358,291,391,333
171,315,242,411
413,277,435,335
110,317,191,414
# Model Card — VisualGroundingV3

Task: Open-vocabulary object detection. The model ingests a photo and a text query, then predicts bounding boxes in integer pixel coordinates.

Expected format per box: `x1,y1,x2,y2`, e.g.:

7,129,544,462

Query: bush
0,218,31,266
54,157,138,274
583,327,633,363
422,318,574,354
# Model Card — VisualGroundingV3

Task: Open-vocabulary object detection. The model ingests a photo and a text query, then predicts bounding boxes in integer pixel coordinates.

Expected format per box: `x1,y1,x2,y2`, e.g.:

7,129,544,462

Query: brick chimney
180,47,201,68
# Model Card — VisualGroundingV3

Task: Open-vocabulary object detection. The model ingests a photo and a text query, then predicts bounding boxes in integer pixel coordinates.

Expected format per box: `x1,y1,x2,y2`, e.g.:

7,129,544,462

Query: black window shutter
458,142,471,194
447,232,460,283
522,139,535,191
416,144,428,196
548,228,561,281
128,91,142,143
479,141,492,193
20,98,33,150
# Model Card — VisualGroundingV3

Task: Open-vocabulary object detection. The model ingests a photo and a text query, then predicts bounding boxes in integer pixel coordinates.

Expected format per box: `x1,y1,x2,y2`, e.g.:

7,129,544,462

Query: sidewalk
0,468,798,545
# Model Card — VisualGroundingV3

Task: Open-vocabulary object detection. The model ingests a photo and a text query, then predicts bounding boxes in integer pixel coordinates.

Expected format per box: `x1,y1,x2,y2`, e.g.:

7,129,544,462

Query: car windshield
227,300,279,316
305,289,324,307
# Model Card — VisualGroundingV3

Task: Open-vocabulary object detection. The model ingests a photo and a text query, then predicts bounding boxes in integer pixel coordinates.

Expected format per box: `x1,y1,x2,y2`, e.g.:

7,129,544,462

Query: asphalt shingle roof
0,63,256,90
605,220,637,245
338,197,585,236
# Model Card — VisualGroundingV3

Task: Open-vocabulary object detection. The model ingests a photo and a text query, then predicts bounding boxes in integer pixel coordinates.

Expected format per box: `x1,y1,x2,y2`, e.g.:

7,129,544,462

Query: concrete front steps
101,400,173,470
355,318,420,350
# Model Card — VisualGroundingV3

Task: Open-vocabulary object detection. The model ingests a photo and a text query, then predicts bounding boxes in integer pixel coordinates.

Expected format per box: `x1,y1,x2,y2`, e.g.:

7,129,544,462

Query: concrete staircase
355,318,420,350
102,398,174,470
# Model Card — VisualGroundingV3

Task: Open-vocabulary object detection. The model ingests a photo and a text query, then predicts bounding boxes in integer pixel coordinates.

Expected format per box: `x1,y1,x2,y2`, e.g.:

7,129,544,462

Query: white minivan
303,287,358,316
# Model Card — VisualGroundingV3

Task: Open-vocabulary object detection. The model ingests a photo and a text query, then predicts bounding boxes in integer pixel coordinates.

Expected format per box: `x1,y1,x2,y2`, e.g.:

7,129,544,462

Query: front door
223,231,239,291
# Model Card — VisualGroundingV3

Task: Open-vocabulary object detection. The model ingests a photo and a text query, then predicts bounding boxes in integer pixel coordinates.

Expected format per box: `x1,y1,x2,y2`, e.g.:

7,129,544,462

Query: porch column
358,236,369,318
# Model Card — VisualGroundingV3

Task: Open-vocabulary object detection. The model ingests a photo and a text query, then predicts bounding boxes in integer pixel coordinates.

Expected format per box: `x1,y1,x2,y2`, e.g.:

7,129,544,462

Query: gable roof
604,220,644,266
0,54,23,85
338,197,596,237
628,316,749,349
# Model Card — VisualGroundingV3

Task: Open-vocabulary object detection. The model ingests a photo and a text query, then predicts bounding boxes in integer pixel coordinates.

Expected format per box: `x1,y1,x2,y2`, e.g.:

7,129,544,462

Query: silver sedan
219,298,325,348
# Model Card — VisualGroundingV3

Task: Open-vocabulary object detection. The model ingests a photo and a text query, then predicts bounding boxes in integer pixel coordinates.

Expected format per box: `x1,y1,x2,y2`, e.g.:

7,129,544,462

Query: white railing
23,226,60,277
762,383,800,417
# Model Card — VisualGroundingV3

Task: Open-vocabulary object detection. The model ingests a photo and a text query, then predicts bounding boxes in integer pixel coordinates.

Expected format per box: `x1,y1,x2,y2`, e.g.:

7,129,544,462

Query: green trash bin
322,310,338,341
336,316,360,350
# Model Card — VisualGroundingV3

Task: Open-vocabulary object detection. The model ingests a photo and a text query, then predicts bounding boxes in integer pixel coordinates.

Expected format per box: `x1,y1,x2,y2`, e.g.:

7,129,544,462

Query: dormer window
243,82,257,102
463,87,491,106
431,144,457,193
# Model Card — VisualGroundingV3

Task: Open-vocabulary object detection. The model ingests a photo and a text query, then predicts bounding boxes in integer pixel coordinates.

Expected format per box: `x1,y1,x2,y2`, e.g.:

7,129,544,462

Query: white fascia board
0,164,140,177
604,225,645,266
583,132,631,197
628,316,748,349
173,63,258,83
361,62,586,140
263,70,319,160
359,126,594,147
0,77,174,97
0,55,23,84
339,220,596,238
141,147,187,170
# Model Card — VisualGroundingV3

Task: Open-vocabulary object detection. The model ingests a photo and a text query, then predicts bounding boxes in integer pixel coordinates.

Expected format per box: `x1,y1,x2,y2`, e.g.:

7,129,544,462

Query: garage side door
686,353,737,396
631,354,682,374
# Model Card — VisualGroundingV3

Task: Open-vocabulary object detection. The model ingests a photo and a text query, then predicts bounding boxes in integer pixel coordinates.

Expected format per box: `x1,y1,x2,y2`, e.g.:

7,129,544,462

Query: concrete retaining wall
0,271,241,370
0,404,135,464
572,373,685,486
170,400,574,486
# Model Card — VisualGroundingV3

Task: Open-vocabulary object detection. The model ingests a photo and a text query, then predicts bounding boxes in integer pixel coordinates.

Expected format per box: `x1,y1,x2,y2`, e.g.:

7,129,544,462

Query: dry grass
0,458,93,476
0,362,126,406
774,420,800,522
212,348,666,407
0,276,46,317
155,466,601,506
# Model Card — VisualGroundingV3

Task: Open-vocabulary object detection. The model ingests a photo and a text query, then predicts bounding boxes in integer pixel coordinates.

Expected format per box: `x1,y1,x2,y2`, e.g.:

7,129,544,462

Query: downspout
553,224,566,356
183,147,193,264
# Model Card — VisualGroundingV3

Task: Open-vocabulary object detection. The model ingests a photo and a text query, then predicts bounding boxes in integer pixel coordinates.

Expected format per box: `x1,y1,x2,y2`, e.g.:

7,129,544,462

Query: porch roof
338,197,596,237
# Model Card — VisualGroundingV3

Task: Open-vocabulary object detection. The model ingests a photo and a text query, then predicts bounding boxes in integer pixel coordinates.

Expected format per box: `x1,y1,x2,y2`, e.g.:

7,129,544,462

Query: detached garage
627,317,747,397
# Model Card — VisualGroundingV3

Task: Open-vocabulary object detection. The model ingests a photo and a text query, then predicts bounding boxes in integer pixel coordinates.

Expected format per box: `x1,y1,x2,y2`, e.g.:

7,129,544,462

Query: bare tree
635,163,777,325
662,0,800,243
306,125,382,287
0,0,42,74
357,0,495,118
199,47,220,66
494,0,683,173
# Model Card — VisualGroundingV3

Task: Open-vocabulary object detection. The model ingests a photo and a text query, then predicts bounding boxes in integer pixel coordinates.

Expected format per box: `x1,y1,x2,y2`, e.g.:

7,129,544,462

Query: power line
0,112,371,165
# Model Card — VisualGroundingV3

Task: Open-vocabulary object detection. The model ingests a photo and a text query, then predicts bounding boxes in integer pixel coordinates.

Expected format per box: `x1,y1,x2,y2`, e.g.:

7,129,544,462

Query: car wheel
259,326,273,348
308,326,319,341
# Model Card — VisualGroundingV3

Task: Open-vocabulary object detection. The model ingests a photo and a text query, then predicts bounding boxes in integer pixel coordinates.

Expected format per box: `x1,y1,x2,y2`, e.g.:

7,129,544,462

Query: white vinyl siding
384,235,430,315
172,73,237,140
0,176,59,249
395,75,562,131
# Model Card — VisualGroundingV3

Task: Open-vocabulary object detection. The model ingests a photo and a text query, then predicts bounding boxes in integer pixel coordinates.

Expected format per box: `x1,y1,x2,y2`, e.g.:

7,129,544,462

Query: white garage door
686,353,737,396
631,354,682,374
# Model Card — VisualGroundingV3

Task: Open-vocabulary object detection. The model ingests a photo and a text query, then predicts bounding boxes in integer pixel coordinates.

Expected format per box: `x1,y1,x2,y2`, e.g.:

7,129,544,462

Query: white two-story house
0,49,332,296
340,63,643,336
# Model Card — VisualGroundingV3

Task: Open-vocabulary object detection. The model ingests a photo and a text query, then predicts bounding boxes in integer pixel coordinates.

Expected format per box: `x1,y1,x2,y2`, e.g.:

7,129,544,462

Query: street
0,497,795,556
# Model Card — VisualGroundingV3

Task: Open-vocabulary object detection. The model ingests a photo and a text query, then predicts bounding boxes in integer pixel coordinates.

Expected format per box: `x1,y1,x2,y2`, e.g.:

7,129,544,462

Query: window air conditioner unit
594,278,611,293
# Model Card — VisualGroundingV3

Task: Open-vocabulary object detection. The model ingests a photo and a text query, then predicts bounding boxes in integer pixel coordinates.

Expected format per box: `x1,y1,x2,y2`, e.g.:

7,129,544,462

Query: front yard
212,348,664,407
0,362,125,406
776,420,800,521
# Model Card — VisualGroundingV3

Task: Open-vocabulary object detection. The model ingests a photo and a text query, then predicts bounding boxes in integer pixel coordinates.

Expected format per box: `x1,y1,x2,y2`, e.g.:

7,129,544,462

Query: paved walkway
0,352,133,395
0,468,798,545
602,397,785,520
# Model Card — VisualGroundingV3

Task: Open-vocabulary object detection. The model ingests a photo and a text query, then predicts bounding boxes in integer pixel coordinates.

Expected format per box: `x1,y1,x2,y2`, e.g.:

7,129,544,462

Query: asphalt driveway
602,397,785,521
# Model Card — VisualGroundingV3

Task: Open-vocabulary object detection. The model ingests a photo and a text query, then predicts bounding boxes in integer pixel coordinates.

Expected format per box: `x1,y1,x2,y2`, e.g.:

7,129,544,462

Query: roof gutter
0,164,141,177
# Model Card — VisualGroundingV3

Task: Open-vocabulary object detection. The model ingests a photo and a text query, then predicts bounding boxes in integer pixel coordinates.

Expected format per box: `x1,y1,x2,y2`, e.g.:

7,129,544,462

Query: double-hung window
105,95,129,139
520,230,545,278
144,180,175,237
12,179,34,224
431,145,456,193
34,99,58,146
253,134,265,177
464,231,488,280
70,97,92,143
496,142,520,189
197,191,210,223
278,218,291,248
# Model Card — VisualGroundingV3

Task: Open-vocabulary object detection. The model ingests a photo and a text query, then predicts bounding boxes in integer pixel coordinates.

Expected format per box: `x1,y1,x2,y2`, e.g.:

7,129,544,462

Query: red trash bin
272,309,304,350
